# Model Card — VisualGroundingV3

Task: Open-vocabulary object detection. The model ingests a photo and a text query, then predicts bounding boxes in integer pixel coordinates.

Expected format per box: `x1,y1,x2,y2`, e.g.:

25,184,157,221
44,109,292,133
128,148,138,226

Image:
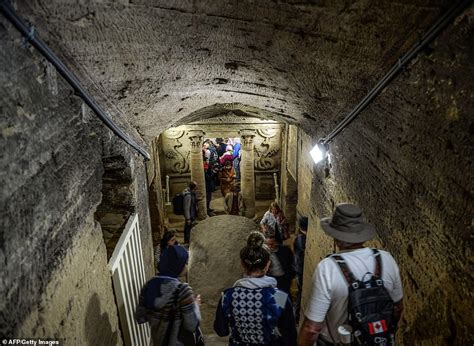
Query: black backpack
208,147,221,174
331,249,396,345
172,191,189,215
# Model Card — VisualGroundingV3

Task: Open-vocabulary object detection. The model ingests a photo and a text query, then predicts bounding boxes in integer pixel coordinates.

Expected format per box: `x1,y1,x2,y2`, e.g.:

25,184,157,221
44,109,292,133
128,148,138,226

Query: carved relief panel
253,128,281,171
161,129,190,174
160,117,283,177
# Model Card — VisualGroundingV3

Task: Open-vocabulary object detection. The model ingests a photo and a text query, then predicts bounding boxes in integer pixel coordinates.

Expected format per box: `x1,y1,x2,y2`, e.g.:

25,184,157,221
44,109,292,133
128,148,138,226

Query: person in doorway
265,235,295,294
219,144,234,166
233,138,241,181
233,147,242,182
298,203,404,346
154,230,178,270
203,140,214,216
218,160,235,197
293,216,308,323
202,140,211,170
224,183,245,216
260,202,289,242
213,234,297,345
216,137,227,157
183,181,198,245
136,245,202,346
203,139,220,216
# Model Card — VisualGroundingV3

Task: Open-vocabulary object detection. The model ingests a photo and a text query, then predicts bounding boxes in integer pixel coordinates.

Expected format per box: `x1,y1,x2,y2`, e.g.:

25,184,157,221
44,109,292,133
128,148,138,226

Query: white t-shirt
260,211,278,229
305,247,403,343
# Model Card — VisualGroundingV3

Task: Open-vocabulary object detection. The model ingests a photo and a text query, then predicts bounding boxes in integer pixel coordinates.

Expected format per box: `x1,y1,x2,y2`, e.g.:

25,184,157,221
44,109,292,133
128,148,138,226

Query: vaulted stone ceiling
16,0,450,140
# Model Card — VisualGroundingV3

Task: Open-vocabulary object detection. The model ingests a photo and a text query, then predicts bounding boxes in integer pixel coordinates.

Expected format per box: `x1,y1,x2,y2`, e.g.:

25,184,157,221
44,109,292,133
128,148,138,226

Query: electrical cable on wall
0,0,151,161
310,0,472,164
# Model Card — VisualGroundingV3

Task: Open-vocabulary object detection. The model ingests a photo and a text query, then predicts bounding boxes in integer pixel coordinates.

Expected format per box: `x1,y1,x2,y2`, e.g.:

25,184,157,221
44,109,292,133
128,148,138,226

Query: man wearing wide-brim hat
298,203,404,346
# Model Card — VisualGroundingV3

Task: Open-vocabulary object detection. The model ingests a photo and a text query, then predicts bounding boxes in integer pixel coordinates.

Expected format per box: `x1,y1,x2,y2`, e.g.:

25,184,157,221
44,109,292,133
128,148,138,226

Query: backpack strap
331,255,358,286
372,248,382,278
333,249,383,287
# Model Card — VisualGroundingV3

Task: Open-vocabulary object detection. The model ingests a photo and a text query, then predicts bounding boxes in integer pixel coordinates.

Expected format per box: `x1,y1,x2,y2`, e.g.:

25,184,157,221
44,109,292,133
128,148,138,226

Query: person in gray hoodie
214,232,297,345
136,245,202,345
183,181,198,244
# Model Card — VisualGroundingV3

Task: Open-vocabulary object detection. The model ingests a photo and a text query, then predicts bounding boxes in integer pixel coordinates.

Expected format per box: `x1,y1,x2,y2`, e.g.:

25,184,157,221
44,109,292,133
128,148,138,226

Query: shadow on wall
85,293,119,346
400,274,469,345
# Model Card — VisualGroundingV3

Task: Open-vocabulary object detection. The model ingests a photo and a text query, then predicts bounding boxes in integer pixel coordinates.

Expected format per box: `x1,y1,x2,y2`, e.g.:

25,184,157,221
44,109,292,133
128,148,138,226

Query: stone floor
166,189,274,244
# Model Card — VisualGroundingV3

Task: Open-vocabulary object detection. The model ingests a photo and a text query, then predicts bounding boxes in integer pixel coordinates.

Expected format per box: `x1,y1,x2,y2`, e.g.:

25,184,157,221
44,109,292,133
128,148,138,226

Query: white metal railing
273,172,280,204
165,175,170,204
108,213,150,346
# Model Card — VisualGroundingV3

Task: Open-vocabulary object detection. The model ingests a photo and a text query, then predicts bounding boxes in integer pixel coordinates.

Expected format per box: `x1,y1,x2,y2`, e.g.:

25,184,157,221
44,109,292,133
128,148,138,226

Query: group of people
138,203,403,346
178,180,245,245
202,138,242,216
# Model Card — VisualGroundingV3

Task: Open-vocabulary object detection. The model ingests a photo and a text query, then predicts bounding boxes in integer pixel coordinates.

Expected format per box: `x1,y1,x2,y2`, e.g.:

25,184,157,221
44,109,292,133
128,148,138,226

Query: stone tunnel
0,0,472,345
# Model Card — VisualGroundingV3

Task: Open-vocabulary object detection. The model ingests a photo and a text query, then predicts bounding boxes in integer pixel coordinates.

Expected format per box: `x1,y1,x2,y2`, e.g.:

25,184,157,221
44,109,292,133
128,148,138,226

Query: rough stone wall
95,155,135,258
296,130,315,219
132,153,155,279
0,15,154,342
17,216,122,345
280,125,298,232
147,137,167,247
104,142,156,280
298,10,473,345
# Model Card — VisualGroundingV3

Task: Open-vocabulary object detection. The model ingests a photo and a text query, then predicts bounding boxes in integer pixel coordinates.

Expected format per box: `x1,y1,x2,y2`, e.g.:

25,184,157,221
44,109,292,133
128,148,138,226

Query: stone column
240,129,256,218
188,130,207,220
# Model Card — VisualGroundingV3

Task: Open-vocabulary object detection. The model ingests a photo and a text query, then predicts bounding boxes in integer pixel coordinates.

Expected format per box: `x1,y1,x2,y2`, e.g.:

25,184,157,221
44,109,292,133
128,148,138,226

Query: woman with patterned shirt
214,232,297,345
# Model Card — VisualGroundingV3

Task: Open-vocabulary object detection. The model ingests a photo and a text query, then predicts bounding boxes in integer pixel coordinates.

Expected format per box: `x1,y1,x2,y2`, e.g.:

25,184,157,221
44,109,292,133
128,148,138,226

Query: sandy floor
189,215,260,344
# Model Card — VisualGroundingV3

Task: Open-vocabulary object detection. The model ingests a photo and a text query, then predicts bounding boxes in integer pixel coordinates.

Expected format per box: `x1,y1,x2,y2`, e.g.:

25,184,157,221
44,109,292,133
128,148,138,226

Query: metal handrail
0,0,151,160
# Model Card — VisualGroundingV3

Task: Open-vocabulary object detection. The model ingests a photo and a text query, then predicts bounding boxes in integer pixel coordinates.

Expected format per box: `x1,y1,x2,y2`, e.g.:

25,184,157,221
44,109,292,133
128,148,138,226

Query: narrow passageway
166,189,280,344
1,0,472,344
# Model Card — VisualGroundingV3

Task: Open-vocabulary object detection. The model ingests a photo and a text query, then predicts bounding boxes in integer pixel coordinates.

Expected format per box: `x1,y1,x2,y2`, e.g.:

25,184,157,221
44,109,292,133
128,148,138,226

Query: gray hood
233,275,277,289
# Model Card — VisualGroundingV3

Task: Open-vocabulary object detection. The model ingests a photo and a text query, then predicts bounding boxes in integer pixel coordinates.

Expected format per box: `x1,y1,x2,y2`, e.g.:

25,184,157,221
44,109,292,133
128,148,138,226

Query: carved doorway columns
240,129,256,218
188,130,207,220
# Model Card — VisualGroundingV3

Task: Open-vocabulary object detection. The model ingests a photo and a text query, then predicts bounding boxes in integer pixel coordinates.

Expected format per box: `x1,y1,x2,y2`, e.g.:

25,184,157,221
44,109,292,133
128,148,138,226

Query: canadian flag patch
368,320,387,334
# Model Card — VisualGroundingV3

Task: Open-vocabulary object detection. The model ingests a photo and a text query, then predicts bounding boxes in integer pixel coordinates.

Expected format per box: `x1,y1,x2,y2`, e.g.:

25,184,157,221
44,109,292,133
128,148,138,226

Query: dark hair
247,231,265,247
299,216,308,231
188,181,197,189
240,232,270,274
160,230,176,252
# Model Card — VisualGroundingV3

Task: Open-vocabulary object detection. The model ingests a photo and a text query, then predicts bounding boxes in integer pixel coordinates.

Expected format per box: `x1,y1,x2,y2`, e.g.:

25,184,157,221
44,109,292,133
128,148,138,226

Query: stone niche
159,113,284,199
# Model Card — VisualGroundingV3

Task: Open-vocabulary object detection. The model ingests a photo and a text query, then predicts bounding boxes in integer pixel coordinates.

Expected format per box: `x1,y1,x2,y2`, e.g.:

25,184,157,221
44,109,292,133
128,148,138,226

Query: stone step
203,334,228,345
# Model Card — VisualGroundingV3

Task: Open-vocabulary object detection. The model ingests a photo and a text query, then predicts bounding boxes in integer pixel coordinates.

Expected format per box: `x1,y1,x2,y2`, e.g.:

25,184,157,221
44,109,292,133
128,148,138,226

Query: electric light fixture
310,140,329,164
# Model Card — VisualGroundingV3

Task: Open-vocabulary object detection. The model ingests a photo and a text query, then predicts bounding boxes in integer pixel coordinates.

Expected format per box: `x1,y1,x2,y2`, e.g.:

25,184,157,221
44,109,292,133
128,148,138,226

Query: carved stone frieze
192,111,279,125
240,129,257,147
254,129,281,171
188,130,206,150
161,124,282,176
162,130,190,173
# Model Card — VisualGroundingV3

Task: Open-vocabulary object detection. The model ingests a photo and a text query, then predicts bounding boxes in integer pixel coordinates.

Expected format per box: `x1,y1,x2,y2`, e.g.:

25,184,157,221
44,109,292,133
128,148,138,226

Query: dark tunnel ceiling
16,0,451,140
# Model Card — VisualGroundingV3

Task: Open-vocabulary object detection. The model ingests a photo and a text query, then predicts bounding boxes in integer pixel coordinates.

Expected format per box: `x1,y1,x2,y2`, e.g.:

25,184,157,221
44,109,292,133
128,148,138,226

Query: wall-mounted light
310,140,329,164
